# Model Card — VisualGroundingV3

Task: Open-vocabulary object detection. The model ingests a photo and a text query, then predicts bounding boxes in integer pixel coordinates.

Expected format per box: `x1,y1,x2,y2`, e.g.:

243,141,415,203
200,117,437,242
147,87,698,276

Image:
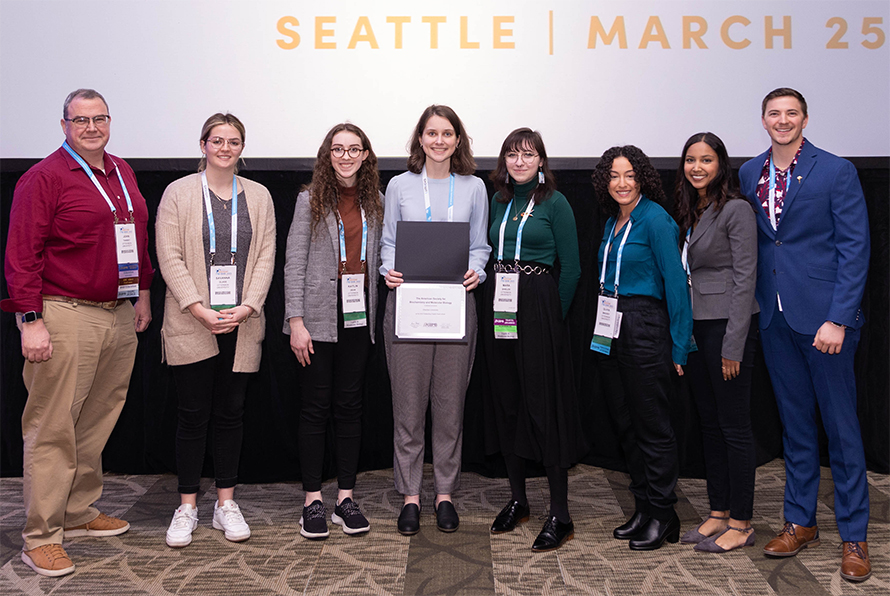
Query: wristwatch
20,311,43,324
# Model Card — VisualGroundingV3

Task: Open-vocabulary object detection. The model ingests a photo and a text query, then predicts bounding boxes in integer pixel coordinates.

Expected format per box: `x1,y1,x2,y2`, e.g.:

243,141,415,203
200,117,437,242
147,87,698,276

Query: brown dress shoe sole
763,538,820,557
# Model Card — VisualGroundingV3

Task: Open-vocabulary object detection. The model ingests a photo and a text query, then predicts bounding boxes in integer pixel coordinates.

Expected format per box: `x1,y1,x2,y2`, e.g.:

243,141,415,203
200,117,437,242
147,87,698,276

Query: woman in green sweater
481,128,584,551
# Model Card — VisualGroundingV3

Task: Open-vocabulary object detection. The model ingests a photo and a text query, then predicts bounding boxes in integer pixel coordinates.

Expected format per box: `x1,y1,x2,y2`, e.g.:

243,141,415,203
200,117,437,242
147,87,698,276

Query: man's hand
21,319,52,363
134,290,152,332
813,321,845,354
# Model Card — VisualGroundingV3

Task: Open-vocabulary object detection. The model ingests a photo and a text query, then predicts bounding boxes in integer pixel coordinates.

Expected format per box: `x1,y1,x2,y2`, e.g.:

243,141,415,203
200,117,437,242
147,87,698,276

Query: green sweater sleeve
550,193,581,318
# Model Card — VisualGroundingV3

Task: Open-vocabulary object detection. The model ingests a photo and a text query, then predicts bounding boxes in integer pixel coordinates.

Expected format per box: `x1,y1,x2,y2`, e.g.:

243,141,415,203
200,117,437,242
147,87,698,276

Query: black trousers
598,296,679,520
686,316,758,520
172,330,249,494
298,297,370,492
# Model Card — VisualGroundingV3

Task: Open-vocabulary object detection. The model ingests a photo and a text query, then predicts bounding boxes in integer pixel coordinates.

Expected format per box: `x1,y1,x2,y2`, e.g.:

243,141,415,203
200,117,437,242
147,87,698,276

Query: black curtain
2,161,887,481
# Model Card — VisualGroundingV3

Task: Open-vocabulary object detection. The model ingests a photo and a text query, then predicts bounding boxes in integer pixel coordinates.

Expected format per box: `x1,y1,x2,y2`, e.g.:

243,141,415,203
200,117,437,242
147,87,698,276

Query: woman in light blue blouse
591,145,691,551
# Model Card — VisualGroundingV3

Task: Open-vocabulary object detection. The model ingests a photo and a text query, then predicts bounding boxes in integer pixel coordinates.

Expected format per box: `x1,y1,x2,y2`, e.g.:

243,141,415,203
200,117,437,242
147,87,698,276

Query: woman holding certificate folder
481,128,583,551
284,123,383,540
156,113,276,548
380,105,490,535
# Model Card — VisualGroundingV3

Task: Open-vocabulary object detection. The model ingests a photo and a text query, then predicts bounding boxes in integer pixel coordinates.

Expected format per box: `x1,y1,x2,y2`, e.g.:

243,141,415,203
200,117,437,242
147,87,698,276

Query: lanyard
62,141,133,223
599,218,633,295
768,154,780,231
497,198,534,262
201,171,238,264
421,165,455,222
338,205,368,273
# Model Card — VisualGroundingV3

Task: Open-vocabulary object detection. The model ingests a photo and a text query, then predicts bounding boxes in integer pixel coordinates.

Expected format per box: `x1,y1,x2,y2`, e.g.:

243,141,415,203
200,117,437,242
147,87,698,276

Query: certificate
395,283,467,341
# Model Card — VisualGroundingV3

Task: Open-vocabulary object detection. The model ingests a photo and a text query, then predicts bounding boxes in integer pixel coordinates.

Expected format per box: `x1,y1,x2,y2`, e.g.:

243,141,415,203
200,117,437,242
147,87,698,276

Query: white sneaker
212,499,251,542
166,504,198,548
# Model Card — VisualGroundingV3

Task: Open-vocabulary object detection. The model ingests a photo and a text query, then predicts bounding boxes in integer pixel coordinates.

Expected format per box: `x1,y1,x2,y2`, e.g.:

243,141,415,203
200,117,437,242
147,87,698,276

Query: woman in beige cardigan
156,113,275,548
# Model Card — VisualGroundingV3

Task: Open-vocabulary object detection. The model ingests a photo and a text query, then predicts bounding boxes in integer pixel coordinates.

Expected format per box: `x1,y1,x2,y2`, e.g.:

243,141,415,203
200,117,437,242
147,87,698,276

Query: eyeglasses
65,115,110,127
331,146,364,158
505,151,539,163
206,137,242,149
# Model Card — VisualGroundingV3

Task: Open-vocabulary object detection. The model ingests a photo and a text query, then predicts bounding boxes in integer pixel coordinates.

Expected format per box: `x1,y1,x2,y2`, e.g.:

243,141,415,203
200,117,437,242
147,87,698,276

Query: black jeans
298,301,370,492
686,316,758,520
172,331,249,494
598,296,679,520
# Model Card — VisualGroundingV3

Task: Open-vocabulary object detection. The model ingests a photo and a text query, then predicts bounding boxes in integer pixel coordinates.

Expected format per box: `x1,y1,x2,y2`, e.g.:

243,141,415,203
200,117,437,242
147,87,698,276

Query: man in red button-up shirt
2,89,153,577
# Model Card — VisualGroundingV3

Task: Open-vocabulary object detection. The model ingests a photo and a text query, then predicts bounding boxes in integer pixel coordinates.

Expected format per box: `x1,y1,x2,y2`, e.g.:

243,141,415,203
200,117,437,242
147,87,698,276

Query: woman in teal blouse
592,145,691,551
481,128,583,552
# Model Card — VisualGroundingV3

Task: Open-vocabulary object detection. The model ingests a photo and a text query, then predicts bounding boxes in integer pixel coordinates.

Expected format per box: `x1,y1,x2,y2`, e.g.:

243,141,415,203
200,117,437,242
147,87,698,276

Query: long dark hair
305,123,383,237
591,145,665,218
406,105,476,176
490,128,556,204
673,132,744,241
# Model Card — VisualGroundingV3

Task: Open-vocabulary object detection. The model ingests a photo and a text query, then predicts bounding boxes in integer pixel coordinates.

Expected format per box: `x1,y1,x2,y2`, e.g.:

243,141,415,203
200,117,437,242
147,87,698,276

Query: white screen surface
1,0,887,159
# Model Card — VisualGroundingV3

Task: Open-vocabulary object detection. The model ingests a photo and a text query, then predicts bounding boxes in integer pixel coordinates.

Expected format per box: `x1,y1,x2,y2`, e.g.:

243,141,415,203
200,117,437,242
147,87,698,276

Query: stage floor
1,460,887,595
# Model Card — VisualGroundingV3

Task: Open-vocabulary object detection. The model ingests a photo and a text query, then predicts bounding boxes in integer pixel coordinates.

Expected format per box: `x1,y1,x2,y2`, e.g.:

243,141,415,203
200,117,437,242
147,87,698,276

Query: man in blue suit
739,88,871,582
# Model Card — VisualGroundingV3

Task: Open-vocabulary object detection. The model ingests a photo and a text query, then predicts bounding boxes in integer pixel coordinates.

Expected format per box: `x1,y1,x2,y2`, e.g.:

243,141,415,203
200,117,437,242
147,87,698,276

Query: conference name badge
341,273,367,328
590,295,622,355
114,223,139,299
493,272,519,339
210,265,237,310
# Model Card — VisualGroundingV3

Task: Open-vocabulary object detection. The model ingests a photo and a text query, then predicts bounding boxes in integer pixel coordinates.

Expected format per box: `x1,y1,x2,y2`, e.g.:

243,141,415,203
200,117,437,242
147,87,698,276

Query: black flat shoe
491,499,531,534
531,515,574,551
397,503,420,536
614,510,651,540
434,500,459,532
629,512,680,551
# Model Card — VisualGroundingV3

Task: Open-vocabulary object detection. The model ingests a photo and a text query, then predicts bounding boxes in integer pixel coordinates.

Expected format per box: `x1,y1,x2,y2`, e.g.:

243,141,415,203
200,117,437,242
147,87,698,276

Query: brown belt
43,295,128,310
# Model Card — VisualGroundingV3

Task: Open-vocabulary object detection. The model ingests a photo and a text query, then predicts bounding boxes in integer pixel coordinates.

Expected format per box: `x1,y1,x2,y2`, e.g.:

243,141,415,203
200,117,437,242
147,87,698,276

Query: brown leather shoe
21,544,75,577
840,541,871,582
763,521,820,557
64,512,130,538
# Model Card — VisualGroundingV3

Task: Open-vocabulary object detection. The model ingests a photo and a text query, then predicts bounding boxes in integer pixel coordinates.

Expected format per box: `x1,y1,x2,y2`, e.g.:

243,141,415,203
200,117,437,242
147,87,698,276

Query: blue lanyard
599,217,633,295
201,172,238,264
421,166,454,222
496,198,534,263
338,205,368,273
62,141,133,223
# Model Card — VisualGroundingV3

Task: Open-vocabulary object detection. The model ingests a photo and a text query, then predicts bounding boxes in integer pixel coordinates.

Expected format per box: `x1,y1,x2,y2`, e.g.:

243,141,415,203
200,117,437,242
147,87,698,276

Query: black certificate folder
395,221,470,283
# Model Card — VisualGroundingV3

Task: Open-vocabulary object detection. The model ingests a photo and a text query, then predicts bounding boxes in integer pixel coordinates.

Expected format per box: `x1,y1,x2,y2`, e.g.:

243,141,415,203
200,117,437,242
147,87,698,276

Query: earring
506,172,510,184
538,168,545,184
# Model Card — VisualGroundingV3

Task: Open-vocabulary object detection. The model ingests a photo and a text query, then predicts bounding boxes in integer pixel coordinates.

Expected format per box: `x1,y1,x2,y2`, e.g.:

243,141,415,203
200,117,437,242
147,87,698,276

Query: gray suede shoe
694,525,755,553
680,514,729,544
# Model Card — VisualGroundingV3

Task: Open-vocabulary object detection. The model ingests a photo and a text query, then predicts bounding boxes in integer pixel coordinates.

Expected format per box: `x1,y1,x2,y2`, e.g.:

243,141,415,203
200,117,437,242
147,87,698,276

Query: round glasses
505,151,539,163
331,146,364,158
206,137,242,149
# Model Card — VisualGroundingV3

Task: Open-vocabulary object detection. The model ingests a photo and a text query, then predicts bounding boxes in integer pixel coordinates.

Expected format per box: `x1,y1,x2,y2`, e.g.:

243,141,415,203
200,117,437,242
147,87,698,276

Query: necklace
210,188,232,210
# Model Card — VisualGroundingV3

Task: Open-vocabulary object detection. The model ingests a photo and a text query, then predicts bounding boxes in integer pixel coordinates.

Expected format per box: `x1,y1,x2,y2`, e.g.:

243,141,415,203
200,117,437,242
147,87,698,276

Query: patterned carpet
0,460,886,595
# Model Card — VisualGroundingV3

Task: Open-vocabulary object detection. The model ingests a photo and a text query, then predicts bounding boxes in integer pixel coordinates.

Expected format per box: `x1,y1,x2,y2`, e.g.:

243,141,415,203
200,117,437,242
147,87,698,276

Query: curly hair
673,132,745,242
198,113,246,174
406,105,476,176
489,128,556,204
306,123,383,237
591,145,665,218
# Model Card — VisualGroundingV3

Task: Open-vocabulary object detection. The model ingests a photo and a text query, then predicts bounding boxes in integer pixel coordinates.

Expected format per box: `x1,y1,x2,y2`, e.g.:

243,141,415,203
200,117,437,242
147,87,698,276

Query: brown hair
198,113,246,173
591,145,665,218
490,128,556,204
406,105,475,176
761,87,808,117
306,123,383,236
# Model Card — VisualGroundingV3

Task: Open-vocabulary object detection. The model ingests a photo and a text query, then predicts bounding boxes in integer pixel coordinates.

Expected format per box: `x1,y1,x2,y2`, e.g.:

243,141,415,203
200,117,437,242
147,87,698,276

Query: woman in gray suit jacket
674,132,760,553
284,123,383,540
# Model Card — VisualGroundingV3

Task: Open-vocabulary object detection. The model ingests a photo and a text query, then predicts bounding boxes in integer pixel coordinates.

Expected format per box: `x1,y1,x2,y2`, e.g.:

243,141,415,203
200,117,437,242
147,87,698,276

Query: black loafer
397,503,420,536
491,499,531,534
613,510,651,540
434,500,459,532
531,515,574,551
629,512,680,551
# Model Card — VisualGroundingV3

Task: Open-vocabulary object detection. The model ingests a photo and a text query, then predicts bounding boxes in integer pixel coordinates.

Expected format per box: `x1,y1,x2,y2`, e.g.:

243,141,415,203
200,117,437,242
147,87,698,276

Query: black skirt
480,269,587,468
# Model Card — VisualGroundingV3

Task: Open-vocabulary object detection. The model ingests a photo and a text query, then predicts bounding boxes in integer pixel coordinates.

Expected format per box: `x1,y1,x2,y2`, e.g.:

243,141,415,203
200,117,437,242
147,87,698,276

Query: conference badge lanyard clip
63,141,139,299
202,172,238,311
681,230,698,353
338,206,368,328
494,198,533,339
768,154,785,313
590,218,631,355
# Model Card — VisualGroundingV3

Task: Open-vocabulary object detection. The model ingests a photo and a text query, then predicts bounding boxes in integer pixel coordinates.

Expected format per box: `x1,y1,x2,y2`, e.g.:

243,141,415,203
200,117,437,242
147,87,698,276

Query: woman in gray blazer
674,132,760,553
284,123,383,540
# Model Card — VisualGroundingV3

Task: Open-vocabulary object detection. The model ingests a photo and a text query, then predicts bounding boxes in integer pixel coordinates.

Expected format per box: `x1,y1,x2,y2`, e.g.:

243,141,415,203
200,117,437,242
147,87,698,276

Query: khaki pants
21,299,137,549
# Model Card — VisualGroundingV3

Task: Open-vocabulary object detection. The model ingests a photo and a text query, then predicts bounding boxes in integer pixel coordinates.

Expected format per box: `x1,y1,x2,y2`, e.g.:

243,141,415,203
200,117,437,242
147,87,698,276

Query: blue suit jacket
739,141,869,334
